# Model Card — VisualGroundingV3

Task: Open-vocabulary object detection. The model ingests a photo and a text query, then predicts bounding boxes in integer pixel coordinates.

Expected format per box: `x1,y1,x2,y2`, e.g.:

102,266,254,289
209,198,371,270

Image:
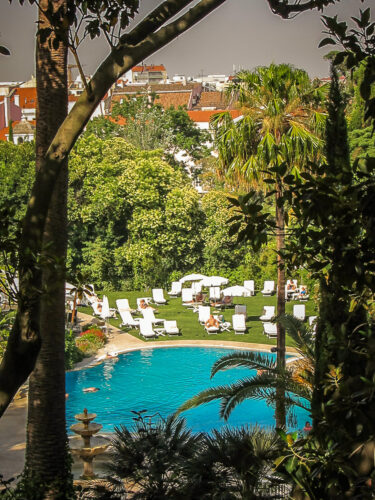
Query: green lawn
80,290,317,347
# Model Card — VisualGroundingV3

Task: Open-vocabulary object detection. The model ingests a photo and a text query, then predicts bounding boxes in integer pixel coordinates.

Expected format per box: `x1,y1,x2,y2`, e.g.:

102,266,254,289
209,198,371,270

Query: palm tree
107,410,287,499
178,315,315,423
186,425,288,499
211,63,325,426
69,273,94,325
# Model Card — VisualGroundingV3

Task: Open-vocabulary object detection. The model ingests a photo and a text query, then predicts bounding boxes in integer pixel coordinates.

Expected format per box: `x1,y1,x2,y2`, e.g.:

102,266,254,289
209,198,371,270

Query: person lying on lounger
205,315,220,329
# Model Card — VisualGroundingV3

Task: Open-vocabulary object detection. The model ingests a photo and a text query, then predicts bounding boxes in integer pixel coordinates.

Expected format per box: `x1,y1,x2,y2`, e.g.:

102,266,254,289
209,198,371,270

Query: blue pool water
66,347,309,433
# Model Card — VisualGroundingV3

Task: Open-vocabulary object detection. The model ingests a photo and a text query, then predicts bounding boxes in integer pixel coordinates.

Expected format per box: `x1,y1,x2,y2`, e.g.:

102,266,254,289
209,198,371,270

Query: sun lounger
118,309,140,329
261,280,275,296
181,288,194,307
235,304,247,318
198,305,211,325
168,281,182,297
205,324,220,334
139,319,160,339
244,280,255,296
142,307,165,325
152,288,167,305
263,322,277,338
116,298,136,314
164,320,181,336
293,304,306,321
232,314,246,334
259,306,275,321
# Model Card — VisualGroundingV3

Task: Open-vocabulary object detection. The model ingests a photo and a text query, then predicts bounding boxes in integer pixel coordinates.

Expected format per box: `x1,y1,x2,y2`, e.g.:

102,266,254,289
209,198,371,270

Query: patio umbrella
222,285,251,297
200,276,229,287
179,273,207,283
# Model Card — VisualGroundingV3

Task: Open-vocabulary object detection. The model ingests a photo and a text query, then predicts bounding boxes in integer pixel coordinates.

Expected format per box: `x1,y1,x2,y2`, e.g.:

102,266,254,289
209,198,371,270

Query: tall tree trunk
0,0,227,418
24,2,72,497
275,180,286,428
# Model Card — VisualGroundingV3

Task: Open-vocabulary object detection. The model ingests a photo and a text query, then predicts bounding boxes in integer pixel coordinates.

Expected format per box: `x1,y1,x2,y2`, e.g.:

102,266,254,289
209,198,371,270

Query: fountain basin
70,422,102,437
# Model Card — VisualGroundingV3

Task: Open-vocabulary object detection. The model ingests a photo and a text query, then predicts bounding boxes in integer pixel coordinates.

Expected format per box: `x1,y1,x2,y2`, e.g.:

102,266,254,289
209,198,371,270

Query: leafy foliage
319,7,375,127
75,327,107,355
108,411,201,499
0,310,15,360
110,94,211,163
64,329,83,369
273,68,375,498
107,411,287,499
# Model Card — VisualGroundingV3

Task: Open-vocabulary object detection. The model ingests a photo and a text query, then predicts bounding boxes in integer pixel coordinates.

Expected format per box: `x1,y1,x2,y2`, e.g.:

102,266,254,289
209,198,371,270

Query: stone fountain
70,408,109,480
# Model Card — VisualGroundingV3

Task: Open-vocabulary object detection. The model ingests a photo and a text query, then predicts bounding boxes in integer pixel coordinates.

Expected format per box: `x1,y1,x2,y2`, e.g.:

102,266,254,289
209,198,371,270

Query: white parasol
222,285,251,297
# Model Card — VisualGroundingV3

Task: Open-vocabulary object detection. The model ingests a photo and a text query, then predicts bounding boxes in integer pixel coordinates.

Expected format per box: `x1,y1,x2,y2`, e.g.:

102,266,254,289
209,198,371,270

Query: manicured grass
80,289,317,347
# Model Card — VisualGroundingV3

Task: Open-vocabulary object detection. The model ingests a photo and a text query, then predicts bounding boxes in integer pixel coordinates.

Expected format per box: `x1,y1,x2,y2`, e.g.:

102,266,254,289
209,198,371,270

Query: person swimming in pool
83,387,100,393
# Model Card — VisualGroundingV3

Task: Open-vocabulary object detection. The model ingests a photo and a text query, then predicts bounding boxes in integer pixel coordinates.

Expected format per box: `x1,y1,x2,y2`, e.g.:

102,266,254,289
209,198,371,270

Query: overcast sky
0,0,370,82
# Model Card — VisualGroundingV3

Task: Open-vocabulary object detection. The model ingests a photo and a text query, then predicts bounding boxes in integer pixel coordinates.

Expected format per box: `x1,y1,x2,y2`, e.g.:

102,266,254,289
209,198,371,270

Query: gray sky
0,0,370,81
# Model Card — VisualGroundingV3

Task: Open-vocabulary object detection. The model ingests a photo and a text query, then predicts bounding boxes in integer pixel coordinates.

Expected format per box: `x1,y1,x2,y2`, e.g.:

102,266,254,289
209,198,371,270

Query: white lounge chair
244,280,255,296
142,307,165,325
205,322,220,334
181,288,194,306
261,280,275,296
139,319,158,339
118,309,140,329
263,322,277,338
168,281,182,297
198,305,211,325
152,288,167,305
100,295,111,321
164,320,180,336
259,306,275,321
116,298,136,313
87,295,102,316
235,305,247,318
293,304,306,321
232,314,246,334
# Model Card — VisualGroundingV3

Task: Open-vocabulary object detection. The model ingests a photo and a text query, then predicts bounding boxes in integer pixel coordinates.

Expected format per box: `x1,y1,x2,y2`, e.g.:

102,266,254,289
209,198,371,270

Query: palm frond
211,350,278,377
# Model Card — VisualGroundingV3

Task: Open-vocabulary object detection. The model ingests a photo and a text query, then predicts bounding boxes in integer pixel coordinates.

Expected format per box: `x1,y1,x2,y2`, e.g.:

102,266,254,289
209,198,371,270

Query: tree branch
0,0,227,417
120,0,196,46
266,0,339,19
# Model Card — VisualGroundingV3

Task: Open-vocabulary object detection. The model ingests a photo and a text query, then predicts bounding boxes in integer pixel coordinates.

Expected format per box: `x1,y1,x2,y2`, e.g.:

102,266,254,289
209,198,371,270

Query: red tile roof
187,109,242,123
132,65,166,73
197,91,228,109
14,87,37,109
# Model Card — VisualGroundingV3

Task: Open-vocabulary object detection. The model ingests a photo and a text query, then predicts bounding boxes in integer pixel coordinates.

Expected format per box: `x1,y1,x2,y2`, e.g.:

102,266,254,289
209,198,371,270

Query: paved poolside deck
0,312,298,480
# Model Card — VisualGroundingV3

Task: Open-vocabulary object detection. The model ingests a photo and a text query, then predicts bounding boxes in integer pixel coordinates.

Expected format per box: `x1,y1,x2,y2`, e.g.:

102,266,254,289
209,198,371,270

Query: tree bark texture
0,0,227,418
25,1,70,492
275,180,286,428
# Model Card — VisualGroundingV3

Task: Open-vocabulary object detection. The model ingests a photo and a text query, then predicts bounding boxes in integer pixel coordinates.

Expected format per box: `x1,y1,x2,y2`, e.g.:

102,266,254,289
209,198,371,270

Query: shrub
65,329,84,370
79,327,106,341
76,328,107,356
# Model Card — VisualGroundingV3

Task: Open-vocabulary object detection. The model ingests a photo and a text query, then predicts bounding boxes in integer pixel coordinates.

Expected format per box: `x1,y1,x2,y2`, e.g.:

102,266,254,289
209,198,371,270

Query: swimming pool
66,346,309,433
